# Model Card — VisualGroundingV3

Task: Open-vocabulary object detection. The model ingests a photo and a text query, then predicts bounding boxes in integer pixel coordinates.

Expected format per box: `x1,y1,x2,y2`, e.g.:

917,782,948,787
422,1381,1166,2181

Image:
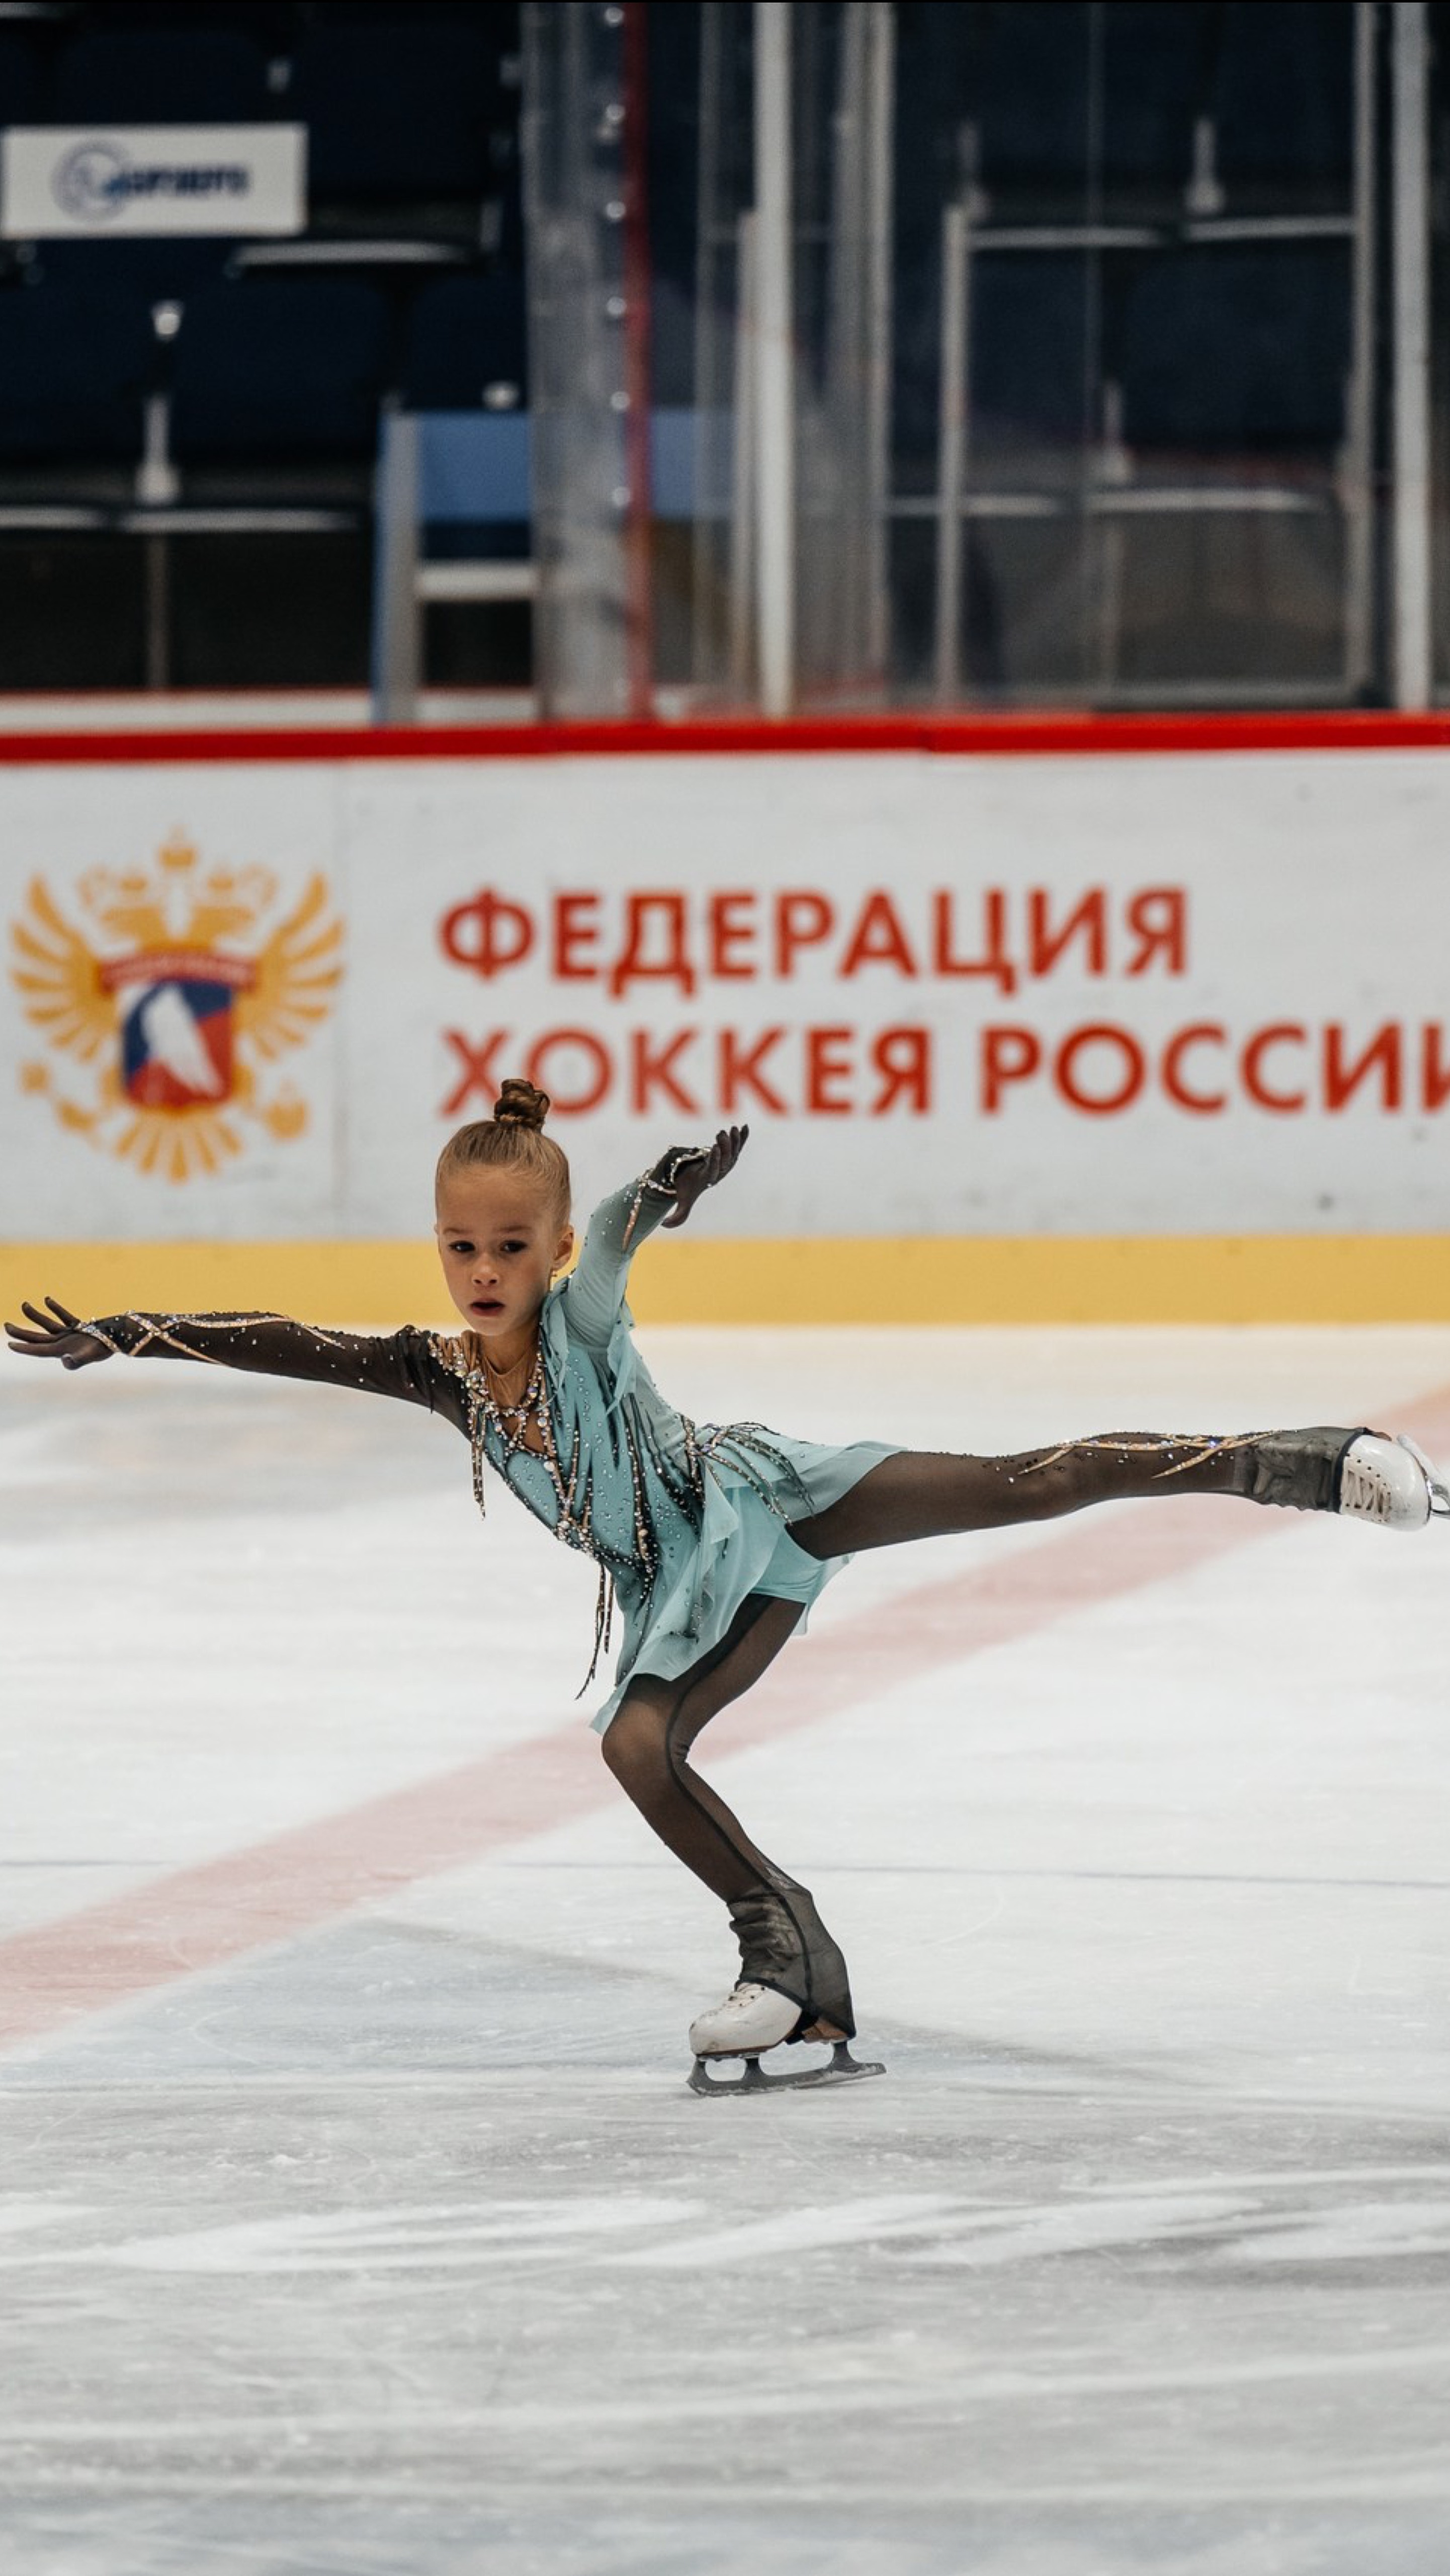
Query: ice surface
3,1326,1449,2576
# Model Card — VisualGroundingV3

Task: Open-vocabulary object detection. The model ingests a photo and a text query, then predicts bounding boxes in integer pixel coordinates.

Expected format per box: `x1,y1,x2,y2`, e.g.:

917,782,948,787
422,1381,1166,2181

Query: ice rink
3,1320,1449,2576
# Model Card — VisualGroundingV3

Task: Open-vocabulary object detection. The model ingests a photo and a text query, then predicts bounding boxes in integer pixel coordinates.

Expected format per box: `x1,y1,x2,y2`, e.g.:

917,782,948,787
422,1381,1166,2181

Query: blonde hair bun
491,1078,551,1132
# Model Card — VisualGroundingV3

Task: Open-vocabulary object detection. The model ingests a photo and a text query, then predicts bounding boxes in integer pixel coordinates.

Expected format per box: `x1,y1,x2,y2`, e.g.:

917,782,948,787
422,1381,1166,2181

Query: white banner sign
1,126,305,237
2,746,1447,1240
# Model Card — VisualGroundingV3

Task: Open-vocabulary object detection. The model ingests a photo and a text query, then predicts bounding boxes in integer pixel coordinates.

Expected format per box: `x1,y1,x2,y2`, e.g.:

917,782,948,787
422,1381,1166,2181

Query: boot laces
711,1980,773,2017
1340,1453,1393,1522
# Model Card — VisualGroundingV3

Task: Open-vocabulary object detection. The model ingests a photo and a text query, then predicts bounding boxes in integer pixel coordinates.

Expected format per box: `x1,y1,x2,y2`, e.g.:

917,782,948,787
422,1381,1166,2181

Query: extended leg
601,1593,858,2045
789,1424,1446,1560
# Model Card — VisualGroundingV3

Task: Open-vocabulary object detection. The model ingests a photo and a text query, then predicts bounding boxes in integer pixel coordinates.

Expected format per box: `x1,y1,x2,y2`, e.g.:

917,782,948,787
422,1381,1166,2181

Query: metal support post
730,210,759,697
934,199,970,703
692,0,728,695
1392,0,1431,708
864,0,895,690
622,0,655,719
753,0,794,717
1343,0,1377,696
371,407,421,725
143,533,169,692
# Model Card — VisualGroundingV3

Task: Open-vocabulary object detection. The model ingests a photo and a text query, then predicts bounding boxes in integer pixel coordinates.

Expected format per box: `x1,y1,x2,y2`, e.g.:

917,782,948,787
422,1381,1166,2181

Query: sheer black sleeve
82,1311,471,1431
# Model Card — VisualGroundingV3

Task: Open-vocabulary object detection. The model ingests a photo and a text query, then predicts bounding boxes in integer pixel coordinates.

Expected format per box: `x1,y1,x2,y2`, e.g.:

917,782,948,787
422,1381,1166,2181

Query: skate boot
687,1877,885,2097
1231,1428,1450,1528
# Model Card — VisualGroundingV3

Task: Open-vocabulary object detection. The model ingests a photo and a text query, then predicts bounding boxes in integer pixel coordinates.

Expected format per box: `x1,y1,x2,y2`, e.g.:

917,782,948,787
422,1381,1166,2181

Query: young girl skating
9,1079,1447,2094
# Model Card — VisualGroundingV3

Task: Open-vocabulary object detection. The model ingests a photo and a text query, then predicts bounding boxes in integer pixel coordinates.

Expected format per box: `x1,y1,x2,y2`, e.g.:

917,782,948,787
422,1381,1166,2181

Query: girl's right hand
657,1124,749,1228
4,1298,112,1367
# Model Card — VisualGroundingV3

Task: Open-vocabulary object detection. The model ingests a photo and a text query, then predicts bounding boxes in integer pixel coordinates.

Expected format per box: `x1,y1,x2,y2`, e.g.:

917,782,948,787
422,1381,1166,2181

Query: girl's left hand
659,1125,749,1228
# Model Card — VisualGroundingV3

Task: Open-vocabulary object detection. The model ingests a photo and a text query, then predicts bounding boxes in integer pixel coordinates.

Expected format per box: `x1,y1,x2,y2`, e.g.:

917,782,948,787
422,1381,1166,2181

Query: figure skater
8,1079,1447,2094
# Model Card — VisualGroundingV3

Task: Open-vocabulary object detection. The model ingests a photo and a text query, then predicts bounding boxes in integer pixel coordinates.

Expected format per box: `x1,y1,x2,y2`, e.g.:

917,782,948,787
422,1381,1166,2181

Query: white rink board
2,745,1447,1241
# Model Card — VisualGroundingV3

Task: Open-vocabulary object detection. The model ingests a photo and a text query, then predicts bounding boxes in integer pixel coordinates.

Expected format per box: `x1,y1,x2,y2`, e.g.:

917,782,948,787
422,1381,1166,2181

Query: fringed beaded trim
636,1404,707,1533
697,1421,817,1517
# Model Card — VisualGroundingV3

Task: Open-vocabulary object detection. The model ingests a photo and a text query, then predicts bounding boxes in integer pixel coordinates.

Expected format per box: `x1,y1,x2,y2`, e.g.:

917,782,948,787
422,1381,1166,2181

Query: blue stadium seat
312,2,503,21
402,274,527,410
0,29,45,127
1211,1,1353,193
1119,246,1351,452
0,284,154,461
966,2,1206,197
169,278,391,460
969,256,1091,454
1100,3,1211,189
303,0,520,84
291,24,497,199
53,30,273,125
32,238,238,304
970,4,1092,194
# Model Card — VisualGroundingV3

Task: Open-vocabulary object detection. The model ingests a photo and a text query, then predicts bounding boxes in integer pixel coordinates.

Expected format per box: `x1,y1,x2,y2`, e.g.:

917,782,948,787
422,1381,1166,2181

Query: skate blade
1399,1436,1450,1517
687,2040,886,2098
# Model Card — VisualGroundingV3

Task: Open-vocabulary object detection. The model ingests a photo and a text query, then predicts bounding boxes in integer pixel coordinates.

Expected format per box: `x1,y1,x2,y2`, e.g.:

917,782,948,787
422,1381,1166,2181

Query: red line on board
0,711,1448,765
5,1385,1447,2057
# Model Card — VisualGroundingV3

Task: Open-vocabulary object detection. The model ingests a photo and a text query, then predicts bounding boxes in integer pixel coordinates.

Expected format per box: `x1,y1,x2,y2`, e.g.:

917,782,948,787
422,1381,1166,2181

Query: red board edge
0,710,1448,764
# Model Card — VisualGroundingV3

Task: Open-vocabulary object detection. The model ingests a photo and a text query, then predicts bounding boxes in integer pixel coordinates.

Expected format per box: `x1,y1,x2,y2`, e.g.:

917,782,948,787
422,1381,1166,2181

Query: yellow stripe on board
3,1236,1450,1327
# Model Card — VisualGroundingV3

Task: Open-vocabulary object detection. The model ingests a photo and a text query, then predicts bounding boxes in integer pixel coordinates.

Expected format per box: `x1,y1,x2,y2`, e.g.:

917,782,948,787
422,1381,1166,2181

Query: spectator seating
1119,244,1351,455
936,1,1210,203
957,4,1094,198
290,21,500,199
968,256,1093,459
0,4,523,490
52,28,274,125
897,0,1350,224
1099,2,1214,191
29,237,239,302
0,29,45,126
169,277,391,461
0,283,154,462
306,2,504,26
90,3,296,38
1210,0,1353,194
402,273,527,410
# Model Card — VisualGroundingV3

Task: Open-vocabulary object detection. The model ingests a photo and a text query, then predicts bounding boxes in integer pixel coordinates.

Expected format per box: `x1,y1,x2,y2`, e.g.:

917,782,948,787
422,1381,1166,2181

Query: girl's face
435,1169,574,1348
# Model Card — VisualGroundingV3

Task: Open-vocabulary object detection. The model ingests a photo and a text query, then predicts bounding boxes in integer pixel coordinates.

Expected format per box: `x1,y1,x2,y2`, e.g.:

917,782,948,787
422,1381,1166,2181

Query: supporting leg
601,1593,857,2040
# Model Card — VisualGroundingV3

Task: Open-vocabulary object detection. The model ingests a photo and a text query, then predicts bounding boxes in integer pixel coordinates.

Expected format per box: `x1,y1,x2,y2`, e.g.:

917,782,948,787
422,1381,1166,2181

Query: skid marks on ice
4,2163,1450,2275
0,2194,704,2273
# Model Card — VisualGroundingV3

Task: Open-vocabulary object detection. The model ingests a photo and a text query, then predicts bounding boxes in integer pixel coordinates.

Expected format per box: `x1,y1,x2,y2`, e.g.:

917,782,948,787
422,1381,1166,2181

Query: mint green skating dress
436,1172,901,1732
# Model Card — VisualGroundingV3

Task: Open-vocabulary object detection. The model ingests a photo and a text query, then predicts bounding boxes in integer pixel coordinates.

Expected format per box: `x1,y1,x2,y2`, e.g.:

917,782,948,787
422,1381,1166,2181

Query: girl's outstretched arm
562,1125,748,1349
5,1295,449,1414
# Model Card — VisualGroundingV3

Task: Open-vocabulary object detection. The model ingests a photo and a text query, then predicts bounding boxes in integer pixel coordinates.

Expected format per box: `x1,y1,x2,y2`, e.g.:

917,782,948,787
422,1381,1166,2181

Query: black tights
600,1432,1257,2035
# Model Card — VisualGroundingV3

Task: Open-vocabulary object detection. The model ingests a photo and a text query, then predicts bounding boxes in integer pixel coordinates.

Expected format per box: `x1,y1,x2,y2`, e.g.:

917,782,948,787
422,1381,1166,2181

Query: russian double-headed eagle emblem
10,833,343,1181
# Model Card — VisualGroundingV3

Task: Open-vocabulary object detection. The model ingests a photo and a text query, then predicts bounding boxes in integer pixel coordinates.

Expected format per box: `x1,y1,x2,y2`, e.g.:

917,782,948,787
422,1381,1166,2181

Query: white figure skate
1336,1433,1449,1530
687,1980,885,2097
1236,1426,1449,1525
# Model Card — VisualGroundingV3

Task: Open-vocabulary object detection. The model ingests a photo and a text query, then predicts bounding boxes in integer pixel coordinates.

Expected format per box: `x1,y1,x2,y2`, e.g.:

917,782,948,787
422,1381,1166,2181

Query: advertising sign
2,746,1447,1243
1,125,305,237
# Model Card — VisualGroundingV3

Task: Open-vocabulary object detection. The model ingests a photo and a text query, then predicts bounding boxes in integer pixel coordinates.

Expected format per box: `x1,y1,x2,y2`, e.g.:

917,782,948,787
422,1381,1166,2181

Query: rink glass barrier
3,712,1450,1326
